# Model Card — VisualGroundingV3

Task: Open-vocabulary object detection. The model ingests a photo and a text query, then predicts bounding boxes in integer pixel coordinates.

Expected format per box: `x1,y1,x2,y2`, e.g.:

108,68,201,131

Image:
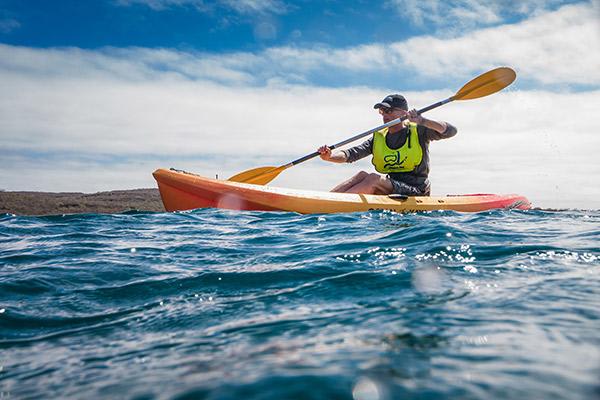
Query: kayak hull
153,168,531,214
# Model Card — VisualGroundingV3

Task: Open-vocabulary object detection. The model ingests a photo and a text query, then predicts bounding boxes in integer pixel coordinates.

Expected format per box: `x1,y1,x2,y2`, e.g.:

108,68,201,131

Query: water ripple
1,209,599,399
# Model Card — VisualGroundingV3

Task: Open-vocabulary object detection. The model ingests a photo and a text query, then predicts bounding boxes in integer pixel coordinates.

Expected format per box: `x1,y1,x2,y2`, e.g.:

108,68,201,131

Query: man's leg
344,173,393,195
331,171,370,192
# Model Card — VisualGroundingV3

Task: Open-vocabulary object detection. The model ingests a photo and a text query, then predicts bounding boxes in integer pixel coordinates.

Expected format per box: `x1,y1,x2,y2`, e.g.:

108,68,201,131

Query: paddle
228,67,516,185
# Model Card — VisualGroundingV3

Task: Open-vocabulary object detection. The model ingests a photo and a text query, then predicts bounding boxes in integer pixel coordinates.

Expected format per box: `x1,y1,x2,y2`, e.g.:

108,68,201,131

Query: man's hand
318,145,347,163
318,145,333,161
407,108,423,124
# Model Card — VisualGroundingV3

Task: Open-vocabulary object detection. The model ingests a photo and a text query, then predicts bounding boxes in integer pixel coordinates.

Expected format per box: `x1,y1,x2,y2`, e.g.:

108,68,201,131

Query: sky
0,0,599,209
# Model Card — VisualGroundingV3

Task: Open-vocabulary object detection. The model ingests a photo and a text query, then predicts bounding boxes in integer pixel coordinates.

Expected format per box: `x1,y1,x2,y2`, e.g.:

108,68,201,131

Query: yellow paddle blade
454,67,516,101
228,165,287,185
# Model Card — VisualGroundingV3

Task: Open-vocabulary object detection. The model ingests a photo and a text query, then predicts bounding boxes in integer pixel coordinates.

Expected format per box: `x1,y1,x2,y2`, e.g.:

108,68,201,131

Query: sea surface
1,209,599,400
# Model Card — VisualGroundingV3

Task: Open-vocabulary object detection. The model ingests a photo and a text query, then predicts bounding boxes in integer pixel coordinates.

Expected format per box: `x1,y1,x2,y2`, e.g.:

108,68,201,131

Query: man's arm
420,117,447,134
318,137,374,163
407,109,457,140
318,145,348,163
408,109,446,133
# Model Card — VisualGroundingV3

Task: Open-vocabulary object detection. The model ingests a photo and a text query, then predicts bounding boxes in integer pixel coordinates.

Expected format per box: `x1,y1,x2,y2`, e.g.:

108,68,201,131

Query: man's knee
366,173,382,183
360,173,385,192
370,174,392,193
355,170,369,180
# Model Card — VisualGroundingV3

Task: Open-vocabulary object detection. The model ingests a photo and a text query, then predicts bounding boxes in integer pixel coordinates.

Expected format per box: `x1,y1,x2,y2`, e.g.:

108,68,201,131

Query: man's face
378,107,407,123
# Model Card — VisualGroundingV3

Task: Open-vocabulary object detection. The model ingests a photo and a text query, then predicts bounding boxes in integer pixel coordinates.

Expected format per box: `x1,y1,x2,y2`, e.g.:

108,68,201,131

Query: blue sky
2,1,576,50
0,0,599,208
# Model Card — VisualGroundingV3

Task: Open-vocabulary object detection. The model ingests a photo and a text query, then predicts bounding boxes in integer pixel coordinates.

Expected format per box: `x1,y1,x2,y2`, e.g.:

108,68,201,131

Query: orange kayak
153,168,531,214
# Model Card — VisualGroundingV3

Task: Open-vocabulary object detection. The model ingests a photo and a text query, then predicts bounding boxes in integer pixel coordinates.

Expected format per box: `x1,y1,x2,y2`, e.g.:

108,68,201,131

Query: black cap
373,94,408,110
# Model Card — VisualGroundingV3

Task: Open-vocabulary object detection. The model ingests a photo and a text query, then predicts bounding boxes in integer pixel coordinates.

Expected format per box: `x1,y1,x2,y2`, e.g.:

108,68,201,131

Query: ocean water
1,209,599,400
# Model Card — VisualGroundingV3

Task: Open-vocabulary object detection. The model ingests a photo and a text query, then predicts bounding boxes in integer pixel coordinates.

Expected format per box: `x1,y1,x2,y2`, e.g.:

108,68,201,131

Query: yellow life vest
371,123,423,173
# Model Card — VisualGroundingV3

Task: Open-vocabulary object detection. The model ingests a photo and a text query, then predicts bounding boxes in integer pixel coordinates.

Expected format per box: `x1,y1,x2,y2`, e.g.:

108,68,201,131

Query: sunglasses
378,107,398,115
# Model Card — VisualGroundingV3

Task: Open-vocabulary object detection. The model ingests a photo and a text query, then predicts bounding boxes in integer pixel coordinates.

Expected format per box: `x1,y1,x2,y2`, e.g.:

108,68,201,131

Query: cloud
386,0,578,31
115,0,210,12
388,0,500,28
394,1,600,84
0,44,261,85
115,0,288,15
220,0,288,15
278,1,599,86
1,60,599,208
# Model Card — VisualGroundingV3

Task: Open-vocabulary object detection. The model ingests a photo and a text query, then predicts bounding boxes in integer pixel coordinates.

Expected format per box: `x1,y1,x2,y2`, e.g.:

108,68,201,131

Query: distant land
0,189,164,215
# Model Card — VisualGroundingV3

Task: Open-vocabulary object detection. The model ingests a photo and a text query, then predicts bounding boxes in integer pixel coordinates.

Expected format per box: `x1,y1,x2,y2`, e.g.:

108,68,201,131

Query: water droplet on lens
217,193,245,210
412,265,445,294
352,377,381,400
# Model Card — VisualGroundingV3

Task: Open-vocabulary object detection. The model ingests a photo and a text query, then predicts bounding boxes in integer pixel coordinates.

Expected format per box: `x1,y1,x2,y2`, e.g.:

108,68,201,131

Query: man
317,94,457,196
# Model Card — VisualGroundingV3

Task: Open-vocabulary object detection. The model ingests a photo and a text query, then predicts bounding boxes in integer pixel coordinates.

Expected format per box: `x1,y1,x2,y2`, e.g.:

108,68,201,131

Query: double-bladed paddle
228,67,516,185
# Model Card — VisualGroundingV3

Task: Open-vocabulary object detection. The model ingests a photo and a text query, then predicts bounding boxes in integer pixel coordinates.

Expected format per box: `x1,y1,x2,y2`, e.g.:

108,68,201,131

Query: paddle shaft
284,97,454,167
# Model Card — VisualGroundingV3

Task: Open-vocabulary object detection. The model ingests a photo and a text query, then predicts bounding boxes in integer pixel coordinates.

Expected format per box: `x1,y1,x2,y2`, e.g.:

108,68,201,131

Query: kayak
153,168,531,213
153,168,531,214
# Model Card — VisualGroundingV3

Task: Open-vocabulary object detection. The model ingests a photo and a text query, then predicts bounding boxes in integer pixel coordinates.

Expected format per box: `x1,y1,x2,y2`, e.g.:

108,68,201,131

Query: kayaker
317,94,457,195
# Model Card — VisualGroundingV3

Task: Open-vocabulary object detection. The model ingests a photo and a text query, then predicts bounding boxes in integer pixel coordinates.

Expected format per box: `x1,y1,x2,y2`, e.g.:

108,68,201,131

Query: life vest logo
383,151,407,169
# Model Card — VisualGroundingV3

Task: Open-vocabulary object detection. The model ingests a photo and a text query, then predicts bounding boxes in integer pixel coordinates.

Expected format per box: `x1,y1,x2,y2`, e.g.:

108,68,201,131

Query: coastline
0,189,165,216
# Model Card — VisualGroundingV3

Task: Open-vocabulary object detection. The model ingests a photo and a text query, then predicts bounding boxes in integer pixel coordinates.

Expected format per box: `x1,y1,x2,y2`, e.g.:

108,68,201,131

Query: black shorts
388,177,430,196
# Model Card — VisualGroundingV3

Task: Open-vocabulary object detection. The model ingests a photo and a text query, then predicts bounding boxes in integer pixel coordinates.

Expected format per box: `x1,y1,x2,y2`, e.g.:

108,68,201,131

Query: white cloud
0,70,379,157
0,44,260,85
308,1,600,85
386,0,576,31
392,0,500,28
1,64,598,209
394,1,600,84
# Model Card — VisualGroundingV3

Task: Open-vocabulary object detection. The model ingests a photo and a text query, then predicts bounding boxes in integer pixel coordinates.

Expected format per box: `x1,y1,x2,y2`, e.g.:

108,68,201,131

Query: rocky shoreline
0,189,165,216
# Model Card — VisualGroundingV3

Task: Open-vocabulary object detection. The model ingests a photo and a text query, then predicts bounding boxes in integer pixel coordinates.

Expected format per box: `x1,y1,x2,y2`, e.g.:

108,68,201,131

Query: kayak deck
153,168,531,214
